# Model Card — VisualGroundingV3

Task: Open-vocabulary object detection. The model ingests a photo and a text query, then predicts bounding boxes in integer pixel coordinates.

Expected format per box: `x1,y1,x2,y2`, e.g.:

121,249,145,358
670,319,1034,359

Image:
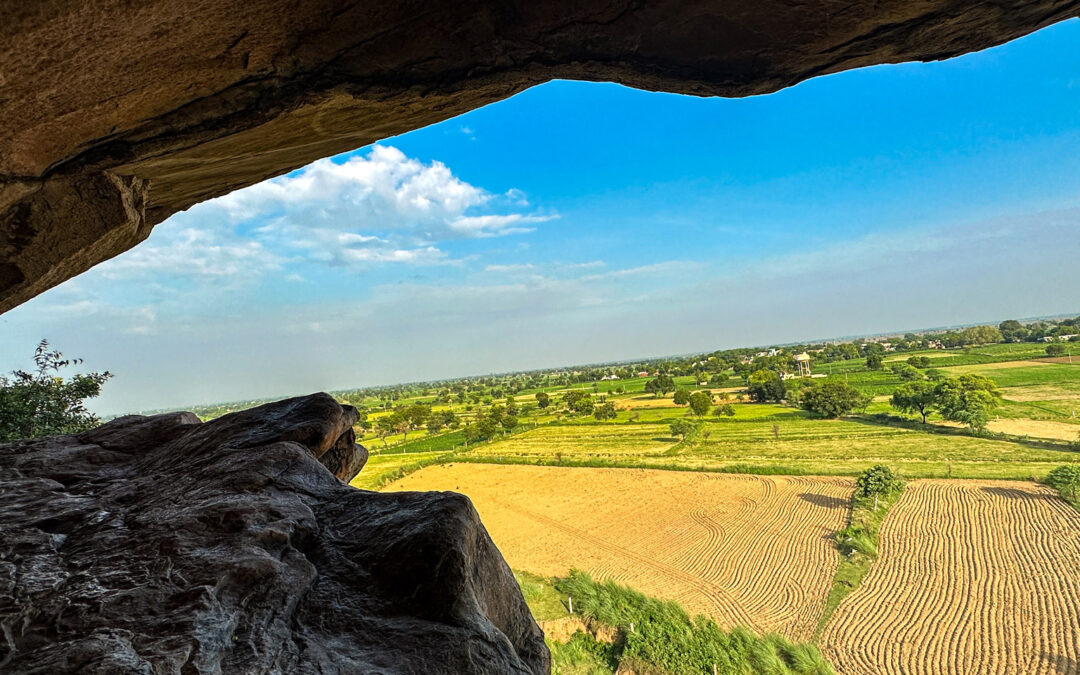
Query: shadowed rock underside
2,0,1079,312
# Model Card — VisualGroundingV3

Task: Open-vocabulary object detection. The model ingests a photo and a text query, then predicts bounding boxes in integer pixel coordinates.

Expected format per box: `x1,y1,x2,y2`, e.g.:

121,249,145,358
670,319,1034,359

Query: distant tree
426,415,446,434
535,392,551,409
0,340,112,442
960,325,1003,346
1047,465,1080,503
463,416,500,445
865,351,885,370
906,356,932,369
669,419,696,441
673,388,691,406
747,369,785,403
890,380,938,423
393,417,411,442
593,402,617,421
654,373,676,397
500,414,519,434
712,403,736,417
934,374,1002,432
709,372,729,386
564,391,594,415
799,380,870,418
374,415,397,448
999,319,1027,342
688,391,713,417
855,465,903,509
889,363,923,381
1046,343,1067,356
354,409,372,432
505,397,520,416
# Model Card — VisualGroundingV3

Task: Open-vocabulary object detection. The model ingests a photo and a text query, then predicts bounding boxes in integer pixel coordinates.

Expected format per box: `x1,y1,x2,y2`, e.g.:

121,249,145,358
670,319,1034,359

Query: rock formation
3,0,1079,312
0,393,549,674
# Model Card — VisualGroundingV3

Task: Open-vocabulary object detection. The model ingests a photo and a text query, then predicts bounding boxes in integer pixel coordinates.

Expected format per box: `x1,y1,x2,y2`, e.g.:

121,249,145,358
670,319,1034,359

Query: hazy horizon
2,19,1079,414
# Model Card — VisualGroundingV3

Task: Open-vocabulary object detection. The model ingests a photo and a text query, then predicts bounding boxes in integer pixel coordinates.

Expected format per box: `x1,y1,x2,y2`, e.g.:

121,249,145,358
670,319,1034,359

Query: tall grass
553,571,833,675
815,487,903,636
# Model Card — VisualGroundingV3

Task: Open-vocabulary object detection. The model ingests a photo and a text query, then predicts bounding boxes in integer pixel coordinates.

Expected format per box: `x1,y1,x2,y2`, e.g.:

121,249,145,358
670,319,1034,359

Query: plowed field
386,464,852,640
822,480,1080,674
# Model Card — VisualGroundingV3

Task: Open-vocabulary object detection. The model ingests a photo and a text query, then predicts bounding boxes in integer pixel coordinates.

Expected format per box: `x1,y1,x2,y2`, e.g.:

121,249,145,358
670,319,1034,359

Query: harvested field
986,417,1080,441
941,359,1053,373
1038,356,1080,365
475,423,679,456
822,480,1080,674
386,463,852,640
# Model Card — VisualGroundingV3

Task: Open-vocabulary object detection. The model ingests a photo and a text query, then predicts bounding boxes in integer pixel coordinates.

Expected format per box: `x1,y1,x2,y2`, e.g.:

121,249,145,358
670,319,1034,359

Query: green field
352,341,1080,486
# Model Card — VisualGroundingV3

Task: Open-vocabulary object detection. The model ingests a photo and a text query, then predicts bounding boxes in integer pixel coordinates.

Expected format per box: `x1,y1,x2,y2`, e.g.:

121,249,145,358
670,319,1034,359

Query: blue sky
3,19,1080,413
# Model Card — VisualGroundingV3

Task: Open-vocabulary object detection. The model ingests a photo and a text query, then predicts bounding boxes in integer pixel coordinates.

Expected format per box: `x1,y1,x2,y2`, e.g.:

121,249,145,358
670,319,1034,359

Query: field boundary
815,486,903,638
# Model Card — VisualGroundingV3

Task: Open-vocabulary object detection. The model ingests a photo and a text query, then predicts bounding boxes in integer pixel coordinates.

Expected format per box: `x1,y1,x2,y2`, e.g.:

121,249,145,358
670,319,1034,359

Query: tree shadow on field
1041,651,1080,674
980,486,1045,501
798,492,848,510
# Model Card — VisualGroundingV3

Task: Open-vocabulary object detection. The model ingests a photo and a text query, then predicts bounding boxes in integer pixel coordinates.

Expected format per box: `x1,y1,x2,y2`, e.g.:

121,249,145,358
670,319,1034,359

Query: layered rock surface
3,0,1079,311
0,393,548,674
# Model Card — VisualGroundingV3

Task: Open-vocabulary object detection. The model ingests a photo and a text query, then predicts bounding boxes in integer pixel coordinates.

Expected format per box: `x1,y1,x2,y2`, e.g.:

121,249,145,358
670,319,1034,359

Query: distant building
793,352,812,377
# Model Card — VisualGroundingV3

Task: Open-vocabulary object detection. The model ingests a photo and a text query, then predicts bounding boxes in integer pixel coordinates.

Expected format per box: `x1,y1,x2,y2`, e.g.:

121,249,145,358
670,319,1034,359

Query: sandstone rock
2,1,1078,312
0,393,548,674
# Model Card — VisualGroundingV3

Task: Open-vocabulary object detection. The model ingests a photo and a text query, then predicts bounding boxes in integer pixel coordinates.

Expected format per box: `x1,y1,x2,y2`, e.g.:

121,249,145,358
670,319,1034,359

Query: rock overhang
2,1,1078,312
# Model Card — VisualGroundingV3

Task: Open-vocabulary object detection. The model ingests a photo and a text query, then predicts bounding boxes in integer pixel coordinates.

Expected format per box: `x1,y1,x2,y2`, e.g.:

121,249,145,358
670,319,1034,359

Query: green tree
593,402,617,421
687,391,713,417
712,403,736,417
1046,343,1067,356
855,464,903,509
890,380,937,423
535,392,551,409
865,351,885,370
653,373,676,397
672,388,691,406
709,372,729,386
669,419,696,441
906,356,932,369
934,374,1002,432
799,380,870,418
1047,465,1080,503
0,340,112,442
500,414,519,434
889,363,923,381
747,369,785,403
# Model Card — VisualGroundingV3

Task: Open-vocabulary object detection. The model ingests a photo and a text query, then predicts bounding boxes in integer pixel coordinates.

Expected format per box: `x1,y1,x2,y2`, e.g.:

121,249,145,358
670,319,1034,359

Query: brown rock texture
2,1,1080,311
0,393,548,674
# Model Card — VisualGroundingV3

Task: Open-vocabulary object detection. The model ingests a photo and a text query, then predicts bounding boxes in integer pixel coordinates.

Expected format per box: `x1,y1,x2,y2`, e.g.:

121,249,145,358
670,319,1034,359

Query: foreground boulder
0,393,548,674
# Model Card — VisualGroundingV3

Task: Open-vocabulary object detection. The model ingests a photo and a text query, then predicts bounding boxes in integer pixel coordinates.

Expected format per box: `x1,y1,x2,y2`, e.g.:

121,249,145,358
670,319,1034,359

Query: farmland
822,480,1080,674
347,333,1080,674
386,463,852,641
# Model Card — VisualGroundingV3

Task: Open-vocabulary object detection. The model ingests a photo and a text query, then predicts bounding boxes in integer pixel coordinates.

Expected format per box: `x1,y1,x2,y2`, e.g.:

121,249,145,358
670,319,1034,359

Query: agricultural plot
471,422,680,457
822,480,1080,674
348,451,450,490
385,463,852,641
672,412,1077,479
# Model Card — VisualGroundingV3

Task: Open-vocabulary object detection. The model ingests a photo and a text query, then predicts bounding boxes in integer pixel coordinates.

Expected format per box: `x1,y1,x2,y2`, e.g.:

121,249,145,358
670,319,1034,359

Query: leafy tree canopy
799,380,870,418
0,340,111,442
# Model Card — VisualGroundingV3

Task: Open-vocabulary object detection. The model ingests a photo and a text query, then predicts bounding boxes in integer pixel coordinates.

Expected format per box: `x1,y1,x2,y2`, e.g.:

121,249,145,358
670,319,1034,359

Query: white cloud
211,145,549,244
97,227,284,282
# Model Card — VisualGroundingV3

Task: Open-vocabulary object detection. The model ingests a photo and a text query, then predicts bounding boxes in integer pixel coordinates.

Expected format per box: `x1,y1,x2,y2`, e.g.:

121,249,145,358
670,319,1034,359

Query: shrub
0,340,111,442
1047,465,1080,503
855,465,903,509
